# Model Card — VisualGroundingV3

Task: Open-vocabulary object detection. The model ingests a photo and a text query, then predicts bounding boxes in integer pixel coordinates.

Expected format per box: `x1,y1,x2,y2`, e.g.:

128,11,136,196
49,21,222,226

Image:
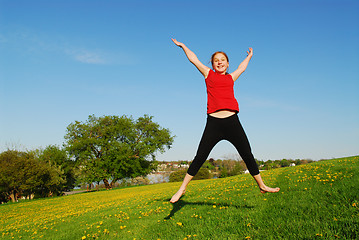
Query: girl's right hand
171,38,183,47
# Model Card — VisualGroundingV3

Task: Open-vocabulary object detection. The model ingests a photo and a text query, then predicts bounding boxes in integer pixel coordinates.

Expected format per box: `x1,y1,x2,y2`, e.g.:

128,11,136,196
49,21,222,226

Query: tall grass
1,156,358,239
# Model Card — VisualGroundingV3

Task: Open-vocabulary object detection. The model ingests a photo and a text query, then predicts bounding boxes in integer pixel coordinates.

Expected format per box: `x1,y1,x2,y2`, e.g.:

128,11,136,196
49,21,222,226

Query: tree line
167,157,314,182
0,114,174,203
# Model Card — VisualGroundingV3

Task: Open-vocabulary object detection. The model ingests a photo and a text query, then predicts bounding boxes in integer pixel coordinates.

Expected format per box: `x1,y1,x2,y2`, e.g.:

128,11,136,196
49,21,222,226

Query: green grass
1,156,358,240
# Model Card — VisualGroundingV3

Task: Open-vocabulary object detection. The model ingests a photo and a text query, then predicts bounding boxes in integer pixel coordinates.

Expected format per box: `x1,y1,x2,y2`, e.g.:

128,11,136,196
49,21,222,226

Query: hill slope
1,156,358,239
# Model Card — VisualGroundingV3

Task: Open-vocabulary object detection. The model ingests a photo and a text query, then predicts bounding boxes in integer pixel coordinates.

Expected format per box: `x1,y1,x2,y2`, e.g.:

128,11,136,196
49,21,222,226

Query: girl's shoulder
205,69,214,80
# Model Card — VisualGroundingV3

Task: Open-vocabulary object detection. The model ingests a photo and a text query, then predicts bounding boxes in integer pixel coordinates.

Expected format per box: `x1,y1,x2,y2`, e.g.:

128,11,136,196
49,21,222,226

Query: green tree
231,161,244,175
264,160,275,170
28,153,66,198
203,161,215,170
169,169,212,182
218,159,243,178
0,150,65,202
64,114,174,189
280,159,291,167
39,145,77,191
0,150,27,202
219,167,229,178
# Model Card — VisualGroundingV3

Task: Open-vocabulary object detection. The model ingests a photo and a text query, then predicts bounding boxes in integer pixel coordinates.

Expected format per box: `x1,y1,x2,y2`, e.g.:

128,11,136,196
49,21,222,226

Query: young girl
170,38,280,203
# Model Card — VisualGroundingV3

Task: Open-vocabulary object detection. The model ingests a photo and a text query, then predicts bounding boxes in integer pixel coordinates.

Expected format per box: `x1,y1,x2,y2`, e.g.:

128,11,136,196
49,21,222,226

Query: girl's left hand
247,47,253,56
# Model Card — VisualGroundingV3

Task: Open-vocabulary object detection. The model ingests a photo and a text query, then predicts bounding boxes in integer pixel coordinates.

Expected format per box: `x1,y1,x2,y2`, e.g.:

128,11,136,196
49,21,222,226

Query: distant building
179,164,189,168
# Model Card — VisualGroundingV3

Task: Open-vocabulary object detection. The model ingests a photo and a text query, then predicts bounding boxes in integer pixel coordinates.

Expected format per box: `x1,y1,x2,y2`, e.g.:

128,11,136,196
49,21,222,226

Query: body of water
146,172,170,184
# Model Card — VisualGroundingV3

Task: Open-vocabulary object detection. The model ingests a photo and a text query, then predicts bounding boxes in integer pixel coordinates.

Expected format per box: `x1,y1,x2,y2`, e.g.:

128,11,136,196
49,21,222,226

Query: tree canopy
0,149,66,202
38,145,77,192
64,114,174,189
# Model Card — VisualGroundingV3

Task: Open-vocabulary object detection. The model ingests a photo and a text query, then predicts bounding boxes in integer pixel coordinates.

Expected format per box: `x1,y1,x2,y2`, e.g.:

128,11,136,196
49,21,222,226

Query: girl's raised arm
230,47,253,82
172,38,210,78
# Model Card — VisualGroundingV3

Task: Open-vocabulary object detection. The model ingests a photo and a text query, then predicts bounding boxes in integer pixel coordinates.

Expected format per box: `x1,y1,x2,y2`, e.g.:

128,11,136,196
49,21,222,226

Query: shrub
169,168,212,182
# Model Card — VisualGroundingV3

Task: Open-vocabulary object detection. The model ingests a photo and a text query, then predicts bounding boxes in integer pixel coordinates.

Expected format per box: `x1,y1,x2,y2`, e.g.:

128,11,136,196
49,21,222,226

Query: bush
219,161,243,178
169,168,212,182
219,168,228,178
169,170,186,182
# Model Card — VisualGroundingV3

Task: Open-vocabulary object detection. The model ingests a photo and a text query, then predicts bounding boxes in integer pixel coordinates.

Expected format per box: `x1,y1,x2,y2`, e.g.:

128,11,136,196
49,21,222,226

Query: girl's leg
226,115,259,175
187,116,222,176
226,115,280,193
170,173,193,203
170,116,222,203
253,173,280,193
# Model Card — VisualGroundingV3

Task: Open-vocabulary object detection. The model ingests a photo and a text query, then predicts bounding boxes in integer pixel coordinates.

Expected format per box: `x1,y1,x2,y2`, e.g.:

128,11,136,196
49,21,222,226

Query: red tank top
205,69,239,114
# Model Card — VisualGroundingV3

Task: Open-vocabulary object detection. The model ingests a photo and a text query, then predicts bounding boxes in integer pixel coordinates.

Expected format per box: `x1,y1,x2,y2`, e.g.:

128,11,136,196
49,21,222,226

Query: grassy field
1,156,358,240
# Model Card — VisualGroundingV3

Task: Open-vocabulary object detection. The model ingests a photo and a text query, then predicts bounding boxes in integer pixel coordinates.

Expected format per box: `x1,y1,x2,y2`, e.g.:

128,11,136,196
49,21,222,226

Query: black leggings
187,114,260,176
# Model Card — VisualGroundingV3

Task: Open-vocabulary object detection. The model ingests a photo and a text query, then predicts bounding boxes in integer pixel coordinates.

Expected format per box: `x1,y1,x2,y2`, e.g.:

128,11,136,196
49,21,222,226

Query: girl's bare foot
170,189,186,203
260,185,280,193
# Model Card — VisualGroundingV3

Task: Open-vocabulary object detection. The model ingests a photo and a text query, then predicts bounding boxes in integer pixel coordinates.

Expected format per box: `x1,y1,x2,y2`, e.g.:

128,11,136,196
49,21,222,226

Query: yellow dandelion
81,236,86,240
177,222,183,226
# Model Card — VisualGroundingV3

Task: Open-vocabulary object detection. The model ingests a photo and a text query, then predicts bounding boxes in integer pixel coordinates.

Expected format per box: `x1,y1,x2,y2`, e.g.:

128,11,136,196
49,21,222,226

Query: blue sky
1,0,358,162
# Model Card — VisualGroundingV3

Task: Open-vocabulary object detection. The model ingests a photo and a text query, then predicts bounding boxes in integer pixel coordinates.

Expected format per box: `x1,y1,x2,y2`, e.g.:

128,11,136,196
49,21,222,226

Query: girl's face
212,53,229,74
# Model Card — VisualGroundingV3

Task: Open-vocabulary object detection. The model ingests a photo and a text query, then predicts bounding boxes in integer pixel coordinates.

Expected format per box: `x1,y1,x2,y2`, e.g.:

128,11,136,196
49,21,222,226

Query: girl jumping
170,38,280,203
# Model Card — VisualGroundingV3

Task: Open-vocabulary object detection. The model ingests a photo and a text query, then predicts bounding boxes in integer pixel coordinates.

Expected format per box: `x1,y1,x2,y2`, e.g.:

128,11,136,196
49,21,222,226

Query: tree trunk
110,178,119,188
103,179,111,189
9,190,17,203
